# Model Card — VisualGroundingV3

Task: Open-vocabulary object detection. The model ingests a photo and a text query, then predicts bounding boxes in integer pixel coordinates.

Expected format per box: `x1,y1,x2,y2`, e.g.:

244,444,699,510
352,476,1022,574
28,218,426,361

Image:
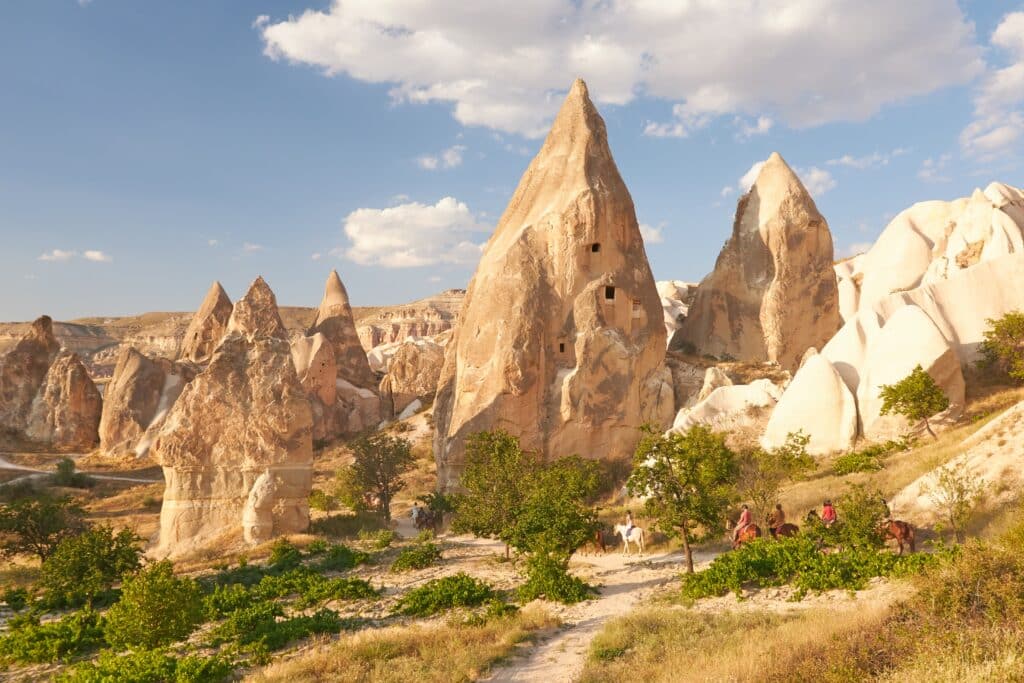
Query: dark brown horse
769,523,800,539
733,524,762,549
580,527,609,556
879,520,915,555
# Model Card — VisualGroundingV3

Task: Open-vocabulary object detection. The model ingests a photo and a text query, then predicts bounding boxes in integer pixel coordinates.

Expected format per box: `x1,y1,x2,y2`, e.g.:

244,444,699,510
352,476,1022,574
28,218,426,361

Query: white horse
613,524,646,556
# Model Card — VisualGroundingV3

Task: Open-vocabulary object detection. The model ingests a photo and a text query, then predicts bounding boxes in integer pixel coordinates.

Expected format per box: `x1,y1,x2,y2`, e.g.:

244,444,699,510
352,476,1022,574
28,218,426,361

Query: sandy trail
0,454,161,486
486,547,713,683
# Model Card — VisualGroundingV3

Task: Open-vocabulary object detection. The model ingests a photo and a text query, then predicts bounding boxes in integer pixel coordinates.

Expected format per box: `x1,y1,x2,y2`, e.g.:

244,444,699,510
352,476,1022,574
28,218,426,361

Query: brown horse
580,527,609,556
879,520,915,555
733,524,762,549
769,523,800,539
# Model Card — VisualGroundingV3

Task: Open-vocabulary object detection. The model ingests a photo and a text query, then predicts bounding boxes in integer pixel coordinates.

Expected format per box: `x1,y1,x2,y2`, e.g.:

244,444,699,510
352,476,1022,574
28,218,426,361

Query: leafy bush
308,488,337,512
310,512,385,538
204,583,252,619
52,458,93,489
104,561,205,649
2,587,28,611
0,610,105,664
41,526,141,607
978,310,1024,383
395,573,495,616
210,602,347,650
836,483,891,549
268,539,303,571
306,539,329,555
518,553,595,604
879,364,950,438
204,568,377,616
205,557,267,589
391,542,443,572
832,438,912,475
359,528,397,550
57,648,234,683
0,494,86,561
315,543,370,571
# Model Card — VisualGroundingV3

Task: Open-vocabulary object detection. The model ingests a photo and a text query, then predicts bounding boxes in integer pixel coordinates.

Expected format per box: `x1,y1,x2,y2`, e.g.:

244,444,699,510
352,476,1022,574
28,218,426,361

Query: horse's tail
907,524,916,553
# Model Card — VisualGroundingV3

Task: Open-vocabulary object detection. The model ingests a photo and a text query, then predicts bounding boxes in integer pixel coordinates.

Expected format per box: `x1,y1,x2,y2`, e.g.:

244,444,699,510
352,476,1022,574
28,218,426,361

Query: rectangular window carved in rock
591,243,601,253
604,286,615,300
559,342,565,353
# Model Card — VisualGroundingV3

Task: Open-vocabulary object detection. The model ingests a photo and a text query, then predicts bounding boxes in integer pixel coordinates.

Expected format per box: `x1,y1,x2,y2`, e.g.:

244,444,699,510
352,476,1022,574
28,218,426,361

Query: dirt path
485,547,714,683
0,455,161,486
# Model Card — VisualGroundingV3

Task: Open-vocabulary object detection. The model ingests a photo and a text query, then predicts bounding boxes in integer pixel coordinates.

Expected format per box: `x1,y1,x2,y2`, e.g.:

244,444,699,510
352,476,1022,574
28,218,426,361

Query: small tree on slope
342,433,415,523
628,426,737,573
978,310,1024,383
879,364,950,439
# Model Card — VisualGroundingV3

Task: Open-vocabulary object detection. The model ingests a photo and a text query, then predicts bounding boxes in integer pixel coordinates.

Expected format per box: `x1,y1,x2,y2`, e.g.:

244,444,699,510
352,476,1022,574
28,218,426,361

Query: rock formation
0,315,60,432
179,281,232,363
656,280,697,343
99,347,195,456
670,379,783,447
433,79,674,488
379,338,445,418
150,277,313,555
673,152,840,371
24,351,102,450
309,271,376,390
356,290,464,350
762,349,857,454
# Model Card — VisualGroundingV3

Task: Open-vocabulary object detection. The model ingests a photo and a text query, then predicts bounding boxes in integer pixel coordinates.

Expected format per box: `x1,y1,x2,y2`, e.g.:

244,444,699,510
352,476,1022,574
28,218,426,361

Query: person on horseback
625,510,635,536
821,500,837,528
410,502,424,527
732,504,752,542
768,503,786,536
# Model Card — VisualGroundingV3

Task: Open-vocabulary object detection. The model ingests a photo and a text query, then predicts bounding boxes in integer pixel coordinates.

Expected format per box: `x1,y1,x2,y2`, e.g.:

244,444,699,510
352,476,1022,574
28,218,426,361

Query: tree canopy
879,364,950,438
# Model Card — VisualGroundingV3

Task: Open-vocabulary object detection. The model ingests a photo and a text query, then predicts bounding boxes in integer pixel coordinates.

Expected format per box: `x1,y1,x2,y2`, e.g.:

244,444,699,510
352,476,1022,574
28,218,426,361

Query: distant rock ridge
356,289,464,351
674,152,841,371
433,79,674,489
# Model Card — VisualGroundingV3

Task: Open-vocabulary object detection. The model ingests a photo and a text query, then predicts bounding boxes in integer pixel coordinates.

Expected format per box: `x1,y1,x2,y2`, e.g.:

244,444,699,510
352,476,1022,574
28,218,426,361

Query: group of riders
730,499,838,545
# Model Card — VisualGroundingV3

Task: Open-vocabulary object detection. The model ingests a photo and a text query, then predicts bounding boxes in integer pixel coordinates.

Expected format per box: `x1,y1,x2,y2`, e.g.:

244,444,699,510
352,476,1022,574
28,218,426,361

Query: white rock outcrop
671,379,783,437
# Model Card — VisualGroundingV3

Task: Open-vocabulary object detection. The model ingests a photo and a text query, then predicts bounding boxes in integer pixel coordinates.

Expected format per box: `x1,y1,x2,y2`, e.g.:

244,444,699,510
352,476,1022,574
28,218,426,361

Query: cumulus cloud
720,186,735,198
82,250,112,263
311,252,322,261
737,160,836,197
259,1,982,138
207,239,220,247
639,223,664,244
38,249,75,262
826,148,909,169
962,11,1024,159
417,144,466,170
341,196,489,268
242,242,265,252
918,154,952,183
736,115,774,139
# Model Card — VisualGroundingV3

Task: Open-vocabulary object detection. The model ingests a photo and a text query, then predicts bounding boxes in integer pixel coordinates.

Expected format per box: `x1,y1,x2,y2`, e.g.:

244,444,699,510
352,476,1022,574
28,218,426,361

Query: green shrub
206,557,267,588
359,528,397,550
0,610,105,664
204,583,252,619
315,543,370,571
978,311,1024,383
268,539,303,571
41,526,141,607
2,587,28,611
518,553,595,604
210,603,347,650
310,512,385,538
395,573,495,616
252,567,377,607
308,489,336,512
0,494,86,561
52,458,93,489
57,648,234,683
832,439,911,475
391,542,443,572
306,539,329,555
104,561,205,649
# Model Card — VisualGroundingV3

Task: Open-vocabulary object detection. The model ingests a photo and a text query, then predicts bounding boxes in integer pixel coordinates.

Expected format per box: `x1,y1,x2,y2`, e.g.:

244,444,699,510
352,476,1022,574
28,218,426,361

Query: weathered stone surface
25,351,102,450
178,281,232,364
694,367,733,405
309,271,376,389
356,290,464,351
151,278,313,555
674,152,840,371
291,333,337,407
857,305,964,440
664,353,706,412
670,379,783,446
433,79,674,488
656,280,697,342
379,338,444,418
0,316,60,433
762,349,857,455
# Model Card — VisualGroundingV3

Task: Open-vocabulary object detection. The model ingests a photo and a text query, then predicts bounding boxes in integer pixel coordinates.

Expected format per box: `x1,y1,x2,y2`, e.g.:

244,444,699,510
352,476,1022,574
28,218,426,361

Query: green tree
627,426,738,573
0,495,86,561
452,430,541,558
925,462,986,543
104,560,205,649
738,431,814,525
40,526,141,607
835,483,890,549
879,364,950,438
340,433,415,523
978,310,1024,383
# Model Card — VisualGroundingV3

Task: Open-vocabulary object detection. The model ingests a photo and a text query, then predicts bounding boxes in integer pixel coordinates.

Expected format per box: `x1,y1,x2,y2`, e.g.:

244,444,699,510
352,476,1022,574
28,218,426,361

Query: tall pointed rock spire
179,281,233,363
227,276,287,340
308,270,375,389
432,78,674,489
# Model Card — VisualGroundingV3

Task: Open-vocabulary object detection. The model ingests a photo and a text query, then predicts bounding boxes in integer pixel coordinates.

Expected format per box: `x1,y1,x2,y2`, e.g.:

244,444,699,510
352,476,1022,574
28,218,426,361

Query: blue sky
2,1,1022,321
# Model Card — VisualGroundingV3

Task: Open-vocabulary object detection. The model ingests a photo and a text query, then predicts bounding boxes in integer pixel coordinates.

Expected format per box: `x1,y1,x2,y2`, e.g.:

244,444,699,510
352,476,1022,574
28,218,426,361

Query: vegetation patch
57,649,234,683
0,610,106,665
395,573,496,617
831,438,911,475
391,541,443,572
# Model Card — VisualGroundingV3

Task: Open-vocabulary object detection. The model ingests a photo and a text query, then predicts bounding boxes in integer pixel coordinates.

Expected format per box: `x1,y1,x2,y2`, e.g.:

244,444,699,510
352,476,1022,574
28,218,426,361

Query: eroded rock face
151,278,313,555
656,280,697,343
433,79,674,488
99,347,195,457
674,153,840,371
25,351,102,450
379,339,444,418
309,271,376,390
356,290,464,350
670,379,783,449
0,316,61,432
179,282,232,364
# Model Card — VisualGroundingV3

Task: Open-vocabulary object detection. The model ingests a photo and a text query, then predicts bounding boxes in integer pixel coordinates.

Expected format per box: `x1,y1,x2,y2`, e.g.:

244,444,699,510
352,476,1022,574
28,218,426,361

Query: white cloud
918,154,952,183
639,223,664,244
341,196,489,268
311,252,322,261
83,250,112,263
260,2,981,138
826,148,909,169
38,249,75,262
962,12,1024,159
242,242,265,252
720,186,735,198
417,144,467,170
736,115,774,139
428,275,442,283
207,239,220,247
252,15,270,29
737,160,835,197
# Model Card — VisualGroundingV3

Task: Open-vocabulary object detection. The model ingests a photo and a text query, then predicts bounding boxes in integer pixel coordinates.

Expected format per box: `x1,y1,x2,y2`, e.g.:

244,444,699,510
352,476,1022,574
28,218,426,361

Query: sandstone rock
379,338,444,418
856,305,964,440
433,79,674,488
0,315,60,433
309,271,376,389
664,354,706,412
670,379,782,444
694,367,733,405
291,333,337,407
656,280,697,342
25,351,102,450
674,153,840,371
151,278,313,555
356,290,464,350
179,282,232,364
821,310,882,394
762,349,857,455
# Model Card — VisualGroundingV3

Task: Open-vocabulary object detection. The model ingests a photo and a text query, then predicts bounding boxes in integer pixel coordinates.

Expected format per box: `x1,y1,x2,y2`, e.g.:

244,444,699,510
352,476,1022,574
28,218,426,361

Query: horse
879,519,915,555
732,524,762,549
769,523,799,539
580,527,609,556
613,524,646,556
413,508,436,532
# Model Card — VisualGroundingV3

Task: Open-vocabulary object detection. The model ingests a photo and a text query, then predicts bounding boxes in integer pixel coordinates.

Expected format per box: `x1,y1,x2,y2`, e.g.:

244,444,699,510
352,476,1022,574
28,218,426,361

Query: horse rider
768,503,786,536
821,500,837,528
624,510,635,537
732,504,752,542
410,502,424,527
